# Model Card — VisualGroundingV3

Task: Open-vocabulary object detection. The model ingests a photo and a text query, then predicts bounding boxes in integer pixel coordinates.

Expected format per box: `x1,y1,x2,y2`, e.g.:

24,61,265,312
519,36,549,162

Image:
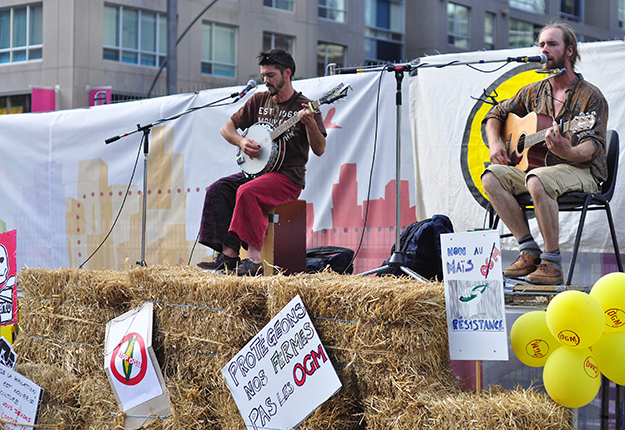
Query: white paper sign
104,302,163,411
0,364,43,429
223,295,342,430
441,230,509,361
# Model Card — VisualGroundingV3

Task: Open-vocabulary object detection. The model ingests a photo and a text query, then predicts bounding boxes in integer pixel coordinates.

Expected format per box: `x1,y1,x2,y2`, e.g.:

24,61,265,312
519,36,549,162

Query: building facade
0,0,623,112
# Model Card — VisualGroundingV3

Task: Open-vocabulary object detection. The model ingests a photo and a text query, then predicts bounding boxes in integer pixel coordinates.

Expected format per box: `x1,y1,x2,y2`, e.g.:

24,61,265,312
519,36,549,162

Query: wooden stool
260,200,307,275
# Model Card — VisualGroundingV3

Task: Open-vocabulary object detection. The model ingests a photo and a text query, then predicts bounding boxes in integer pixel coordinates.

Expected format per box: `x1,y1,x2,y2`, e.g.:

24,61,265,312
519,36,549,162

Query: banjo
236,82,350,177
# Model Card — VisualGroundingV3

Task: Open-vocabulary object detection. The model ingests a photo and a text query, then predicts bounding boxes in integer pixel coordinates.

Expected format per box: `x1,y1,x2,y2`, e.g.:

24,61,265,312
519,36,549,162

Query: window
620,0,625,28
561,0,583,20
447,3,470,49
509,19,535,48
103,4,167,67
0,94,31,114
484,12,495,50
263,0,294,12
201,22,236,77
0,4,42,64
263,32,294,53
319,0,347,23
317,43,345,76
510,0,546,14
364,0,404,63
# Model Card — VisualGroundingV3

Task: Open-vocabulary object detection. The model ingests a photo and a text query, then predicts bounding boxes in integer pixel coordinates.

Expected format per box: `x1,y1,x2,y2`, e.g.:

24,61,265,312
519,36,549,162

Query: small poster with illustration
441,230,508,361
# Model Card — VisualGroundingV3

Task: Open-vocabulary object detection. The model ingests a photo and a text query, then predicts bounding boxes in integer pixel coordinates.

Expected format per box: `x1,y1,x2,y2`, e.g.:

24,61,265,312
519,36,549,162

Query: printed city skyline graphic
65,125,416,273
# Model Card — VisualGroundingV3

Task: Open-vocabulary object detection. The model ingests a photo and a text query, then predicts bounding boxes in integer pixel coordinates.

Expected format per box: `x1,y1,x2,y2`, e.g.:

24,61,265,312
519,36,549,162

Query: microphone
507,54,548,64
237,79,257,97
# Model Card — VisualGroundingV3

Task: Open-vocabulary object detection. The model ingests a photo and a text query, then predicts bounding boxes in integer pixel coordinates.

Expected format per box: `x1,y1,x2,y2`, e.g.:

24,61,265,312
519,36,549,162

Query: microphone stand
105,90,250,266
337,56,544,280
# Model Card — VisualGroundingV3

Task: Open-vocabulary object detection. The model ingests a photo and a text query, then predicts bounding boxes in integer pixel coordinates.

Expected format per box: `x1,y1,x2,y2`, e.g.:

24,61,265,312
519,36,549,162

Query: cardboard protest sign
0,230,18,327
104,302,170,427
441,230,508,360
0,364,43,429
223,295,342,430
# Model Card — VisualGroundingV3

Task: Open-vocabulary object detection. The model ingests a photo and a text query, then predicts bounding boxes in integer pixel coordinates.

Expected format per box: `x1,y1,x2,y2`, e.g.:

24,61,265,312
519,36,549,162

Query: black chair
490,129,623,285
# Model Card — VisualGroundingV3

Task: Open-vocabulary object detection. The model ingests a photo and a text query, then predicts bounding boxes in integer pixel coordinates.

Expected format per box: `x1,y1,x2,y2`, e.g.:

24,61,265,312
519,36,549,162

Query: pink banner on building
31,88,56,112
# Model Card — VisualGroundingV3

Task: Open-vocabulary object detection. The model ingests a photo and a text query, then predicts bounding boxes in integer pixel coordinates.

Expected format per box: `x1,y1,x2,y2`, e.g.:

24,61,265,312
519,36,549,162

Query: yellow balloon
510,311,561,367
546,290,604,348
591,332,625,385
589,272,625,332
543,347,601,408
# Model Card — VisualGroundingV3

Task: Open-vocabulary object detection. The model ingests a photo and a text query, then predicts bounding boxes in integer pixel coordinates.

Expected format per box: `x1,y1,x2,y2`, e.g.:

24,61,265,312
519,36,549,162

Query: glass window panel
201,22,212,61
103,5,119,46
390,2,404,33
201,62,212,74
377,0,390,29
0,52,10,63
121,50,138,63
0,10,10,49
141,53,155,66
214,24,235,63
275,0,294,11
365,0,375,27
485,12,495,49
263,33,272,51
509,19,534,48
214,64,235,77
122,8,138,50
103,47,119,61
30,5,43,45
13,7,27,48
13,49,26,62
141,11,156,52
158,15,167,54
264,0,272,6
29,47,42,59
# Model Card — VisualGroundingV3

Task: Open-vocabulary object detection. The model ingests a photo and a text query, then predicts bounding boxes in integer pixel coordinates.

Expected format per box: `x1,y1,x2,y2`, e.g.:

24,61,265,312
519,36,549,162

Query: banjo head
237,122,280,177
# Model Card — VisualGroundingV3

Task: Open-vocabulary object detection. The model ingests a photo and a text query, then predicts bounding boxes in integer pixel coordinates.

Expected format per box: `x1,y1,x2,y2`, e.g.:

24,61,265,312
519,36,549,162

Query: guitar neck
525,120,573,149
269,100,320,141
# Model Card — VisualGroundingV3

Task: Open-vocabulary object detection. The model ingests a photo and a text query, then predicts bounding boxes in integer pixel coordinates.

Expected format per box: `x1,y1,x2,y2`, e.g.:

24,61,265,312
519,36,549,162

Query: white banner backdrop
410,40,625,254
0,72,416,272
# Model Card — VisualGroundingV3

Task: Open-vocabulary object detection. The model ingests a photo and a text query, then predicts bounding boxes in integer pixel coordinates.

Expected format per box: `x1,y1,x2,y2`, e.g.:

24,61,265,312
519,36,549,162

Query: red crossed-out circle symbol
110,332,148,386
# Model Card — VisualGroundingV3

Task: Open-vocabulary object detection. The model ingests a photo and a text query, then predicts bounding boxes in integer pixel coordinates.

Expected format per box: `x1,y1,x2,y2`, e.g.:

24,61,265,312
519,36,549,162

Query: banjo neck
269,99,321,141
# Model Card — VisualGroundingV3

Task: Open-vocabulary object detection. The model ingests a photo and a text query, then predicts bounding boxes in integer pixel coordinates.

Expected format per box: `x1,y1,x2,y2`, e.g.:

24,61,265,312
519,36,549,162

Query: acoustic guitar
501,112,596,171
236,82,350,177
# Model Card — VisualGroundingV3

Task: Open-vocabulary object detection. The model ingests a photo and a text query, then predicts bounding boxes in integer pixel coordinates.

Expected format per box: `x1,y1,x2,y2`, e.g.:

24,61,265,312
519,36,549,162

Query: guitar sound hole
516,135,525,153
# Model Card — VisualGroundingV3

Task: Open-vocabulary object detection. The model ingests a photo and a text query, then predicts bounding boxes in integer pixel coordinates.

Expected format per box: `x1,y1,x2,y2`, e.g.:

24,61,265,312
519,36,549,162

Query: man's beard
543,51,567,70
267,75,285,96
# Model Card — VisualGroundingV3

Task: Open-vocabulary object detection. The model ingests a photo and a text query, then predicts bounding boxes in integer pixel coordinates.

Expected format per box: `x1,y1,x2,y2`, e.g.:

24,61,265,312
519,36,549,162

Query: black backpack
377,215,454,280
306,246,354,274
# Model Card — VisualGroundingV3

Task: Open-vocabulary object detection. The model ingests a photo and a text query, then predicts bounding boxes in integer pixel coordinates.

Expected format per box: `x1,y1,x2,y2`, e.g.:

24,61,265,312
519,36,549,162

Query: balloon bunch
510,272,625,408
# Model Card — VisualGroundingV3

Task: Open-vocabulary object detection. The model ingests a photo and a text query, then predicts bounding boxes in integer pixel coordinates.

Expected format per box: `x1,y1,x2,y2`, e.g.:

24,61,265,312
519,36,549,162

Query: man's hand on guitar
240,138,261,159
489,142,511,165
545,120,573,160
298,103,316,127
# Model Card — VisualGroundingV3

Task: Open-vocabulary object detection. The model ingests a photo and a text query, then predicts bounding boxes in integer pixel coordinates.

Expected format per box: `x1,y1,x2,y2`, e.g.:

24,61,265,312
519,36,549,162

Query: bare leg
526,175,559,252
222,246,239,258
246,246,261,263
482,171,530,240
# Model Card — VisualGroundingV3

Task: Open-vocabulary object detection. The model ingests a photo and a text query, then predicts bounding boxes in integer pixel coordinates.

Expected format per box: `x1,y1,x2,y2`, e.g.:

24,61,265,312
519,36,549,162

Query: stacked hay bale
14,266,570,429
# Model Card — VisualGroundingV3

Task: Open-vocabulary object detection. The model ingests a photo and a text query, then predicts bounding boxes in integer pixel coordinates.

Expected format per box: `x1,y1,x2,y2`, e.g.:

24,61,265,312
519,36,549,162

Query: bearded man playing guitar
197,49,326,276
481,22,608,285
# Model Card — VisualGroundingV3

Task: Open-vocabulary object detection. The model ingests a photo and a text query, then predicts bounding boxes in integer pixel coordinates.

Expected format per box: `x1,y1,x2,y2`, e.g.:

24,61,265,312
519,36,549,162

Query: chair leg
566,198,593,286
604,204,624,272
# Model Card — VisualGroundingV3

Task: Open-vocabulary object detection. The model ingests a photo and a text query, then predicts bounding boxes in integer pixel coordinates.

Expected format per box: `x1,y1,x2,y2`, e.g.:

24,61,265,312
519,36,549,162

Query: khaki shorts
483,164,599,200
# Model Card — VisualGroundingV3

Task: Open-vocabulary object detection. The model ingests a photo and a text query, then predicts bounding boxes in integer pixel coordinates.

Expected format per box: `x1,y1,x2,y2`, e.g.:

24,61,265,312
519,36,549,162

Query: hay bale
13,267,570,429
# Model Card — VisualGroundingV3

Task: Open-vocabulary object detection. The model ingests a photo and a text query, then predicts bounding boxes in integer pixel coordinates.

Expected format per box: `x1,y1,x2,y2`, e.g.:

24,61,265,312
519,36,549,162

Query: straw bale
13,267,569,429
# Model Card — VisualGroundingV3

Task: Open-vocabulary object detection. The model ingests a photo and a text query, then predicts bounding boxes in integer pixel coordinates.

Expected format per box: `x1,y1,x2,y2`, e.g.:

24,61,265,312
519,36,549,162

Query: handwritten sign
0,364,43,429
223,295,341,430
441,230,508,360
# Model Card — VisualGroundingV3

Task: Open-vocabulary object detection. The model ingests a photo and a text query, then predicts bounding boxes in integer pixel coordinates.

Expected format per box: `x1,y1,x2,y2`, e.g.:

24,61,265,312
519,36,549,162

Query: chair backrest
601,129,620,200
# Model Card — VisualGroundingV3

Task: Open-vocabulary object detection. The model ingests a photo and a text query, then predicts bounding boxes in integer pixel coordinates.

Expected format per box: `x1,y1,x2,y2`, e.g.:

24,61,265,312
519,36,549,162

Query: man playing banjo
197,49,327,276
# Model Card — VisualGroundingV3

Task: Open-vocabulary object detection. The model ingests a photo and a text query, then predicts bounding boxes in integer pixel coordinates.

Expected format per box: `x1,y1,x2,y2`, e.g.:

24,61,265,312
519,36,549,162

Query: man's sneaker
525,261,564,285
503,252,540,279
197,253,240,273
236,258,263,276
